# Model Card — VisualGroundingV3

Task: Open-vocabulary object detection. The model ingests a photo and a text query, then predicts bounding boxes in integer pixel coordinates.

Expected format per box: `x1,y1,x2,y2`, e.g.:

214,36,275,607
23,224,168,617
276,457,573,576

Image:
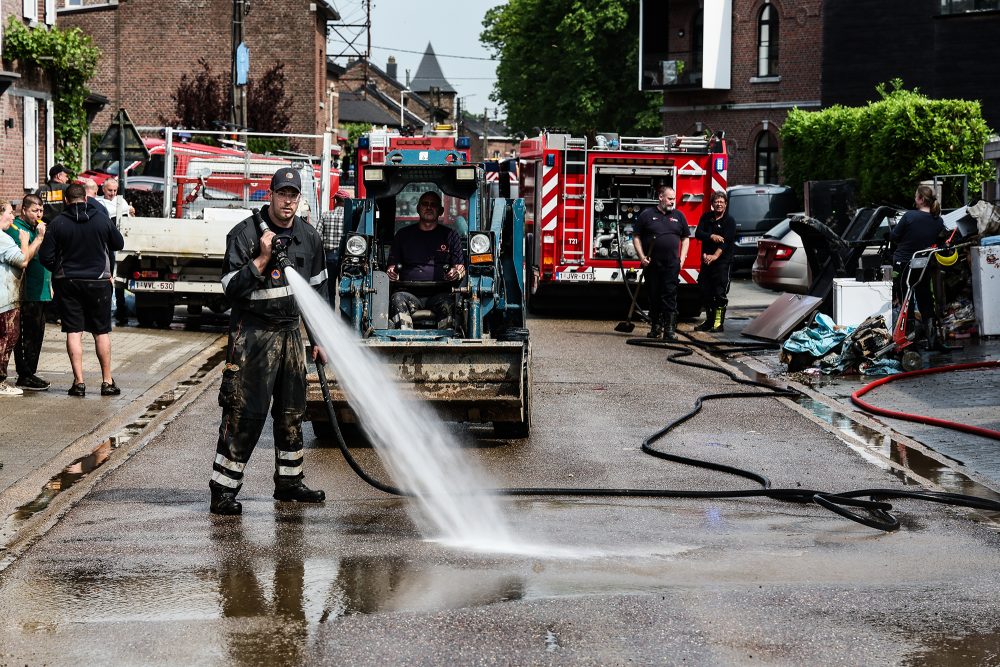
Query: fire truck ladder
561,137,587,265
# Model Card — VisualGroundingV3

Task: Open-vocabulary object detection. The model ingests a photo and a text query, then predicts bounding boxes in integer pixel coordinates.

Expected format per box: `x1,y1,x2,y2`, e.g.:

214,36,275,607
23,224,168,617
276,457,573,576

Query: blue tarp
782,313,854,357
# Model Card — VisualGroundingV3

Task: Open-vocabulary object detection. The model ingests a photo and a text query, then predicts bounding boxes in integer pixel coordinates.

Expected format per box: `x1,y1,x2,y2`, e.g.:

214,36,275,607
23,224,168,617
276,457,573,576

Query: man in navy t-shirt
632,185,689,340
386,191,466,329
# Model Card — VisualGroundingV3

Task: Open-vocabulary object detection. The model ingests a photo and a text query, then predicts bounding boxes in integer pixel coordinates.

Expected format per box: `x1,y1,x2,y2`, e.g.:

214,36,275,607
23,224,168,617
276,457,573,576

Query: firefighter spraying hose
311,332,1000,533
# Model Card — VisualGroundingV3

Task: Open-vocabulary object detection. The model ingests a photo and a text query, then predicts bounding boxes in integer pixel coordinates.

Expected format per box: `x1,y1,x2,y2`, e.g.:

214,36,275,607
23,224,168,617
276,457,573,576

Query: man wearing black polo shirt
633,185,689,341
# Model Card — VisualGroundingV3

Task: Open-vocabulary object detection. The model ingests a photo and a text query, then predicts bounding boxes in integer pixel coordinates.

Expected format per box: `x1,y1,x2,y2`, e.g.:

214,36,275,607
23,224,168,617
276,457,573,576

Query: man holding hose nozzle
633,185,689,341
209,168,328,516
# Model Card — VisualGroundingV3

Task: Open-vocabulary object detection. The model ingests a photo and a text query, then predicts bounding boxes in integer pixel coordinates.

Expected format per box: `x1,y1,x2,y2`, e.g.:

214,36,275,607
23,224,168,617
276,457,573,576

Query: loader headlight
345,234,368,257
469,233,492,255
365,168,384,182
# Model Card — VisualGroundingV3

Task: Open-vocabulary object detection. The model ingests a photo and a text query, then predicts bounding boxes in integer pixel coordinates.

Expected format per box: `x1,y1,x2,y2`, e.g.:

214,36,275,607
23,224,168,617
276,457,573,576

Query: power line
328,38,498,62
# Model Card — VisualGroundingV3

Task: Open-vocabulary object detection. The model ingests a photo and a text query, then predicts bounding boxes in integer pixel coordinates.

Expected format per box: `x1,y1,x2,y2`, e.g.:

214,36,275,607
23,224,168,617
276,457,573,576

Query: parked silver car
752,214,811,294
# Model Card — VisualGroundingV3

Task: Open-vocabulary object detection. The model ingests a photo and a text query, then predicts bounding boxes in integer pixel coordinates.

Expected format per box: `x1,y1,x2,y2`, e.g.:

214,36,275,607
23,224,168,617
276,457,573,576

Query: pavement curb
0,335,227,572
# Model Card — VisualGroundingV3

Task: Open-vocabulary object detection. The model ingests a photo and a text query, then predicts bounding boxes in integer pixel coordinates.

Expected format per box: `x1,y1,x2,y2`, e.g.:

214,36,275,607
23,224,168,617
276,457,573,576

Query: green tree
481,0,660,136
781,81,993,206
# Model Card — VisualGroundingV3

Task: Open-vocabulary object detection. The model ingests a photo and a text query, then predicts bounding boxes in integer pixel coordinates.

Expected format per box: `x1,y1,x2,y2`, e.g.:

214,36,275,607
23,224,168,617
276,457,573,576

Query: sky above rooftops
329,0,506,120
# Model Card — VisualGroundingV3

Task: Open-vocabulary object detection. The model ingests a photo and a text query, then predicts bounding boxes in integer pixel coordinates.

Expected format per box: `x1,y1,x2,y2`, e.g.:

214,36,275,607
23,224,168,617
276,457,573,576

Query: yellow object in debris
935,249,959,266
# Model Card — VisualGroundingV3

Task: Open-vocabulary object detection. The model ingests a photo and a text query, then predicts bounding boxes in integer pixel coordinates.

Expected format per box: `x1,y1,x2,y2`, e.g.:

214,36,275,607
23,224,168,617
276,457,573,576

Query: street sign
236,42,250,86
92,108,150,164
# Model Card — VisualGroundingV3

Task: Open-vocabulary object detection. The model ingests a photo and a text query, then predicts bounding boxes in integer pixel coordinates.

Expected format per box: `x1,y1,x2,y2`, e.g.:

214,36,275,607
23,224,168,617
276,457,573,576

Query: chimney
386,56,398,81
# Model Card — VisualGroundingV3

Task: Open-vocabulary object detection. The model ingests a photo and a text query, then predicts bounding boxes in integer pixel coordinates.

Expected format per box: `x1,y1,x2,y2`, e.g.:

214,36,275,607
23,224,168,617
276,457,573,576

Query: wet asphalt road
1,287,999,665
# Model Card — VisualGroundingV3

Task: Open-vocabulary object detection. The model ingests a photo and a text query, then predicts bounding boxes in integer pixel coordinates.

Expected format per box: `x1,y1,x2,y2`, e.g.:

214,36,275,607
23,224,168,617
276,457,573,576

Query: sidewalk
686,311,1000,495
0,322,225,511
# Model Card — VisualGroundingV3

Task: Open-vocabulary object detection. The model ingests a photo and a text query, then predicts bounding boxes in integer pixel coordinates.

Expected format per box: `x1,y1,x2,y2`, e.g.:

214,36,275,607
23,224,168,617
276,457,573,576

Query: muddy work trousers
210,324,308,496
390,291,455,329
645,261,680,321
698,259,732,310
15,300,47,378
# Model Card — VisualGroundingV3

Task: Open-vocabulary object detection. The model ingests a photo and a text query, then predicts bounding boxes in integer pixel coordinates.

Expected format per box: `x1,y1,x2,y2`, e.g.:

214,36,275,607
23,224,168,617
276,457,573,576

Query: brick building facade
1,0,57,199
58,0,338,154
653,0,823,188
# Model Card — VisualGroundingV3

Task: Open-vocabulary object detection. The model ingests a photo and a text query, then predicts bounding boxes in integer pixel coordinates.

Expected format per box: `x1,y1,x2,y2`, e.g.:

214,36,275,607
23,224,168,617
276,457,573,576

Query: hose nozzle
252,208,294,269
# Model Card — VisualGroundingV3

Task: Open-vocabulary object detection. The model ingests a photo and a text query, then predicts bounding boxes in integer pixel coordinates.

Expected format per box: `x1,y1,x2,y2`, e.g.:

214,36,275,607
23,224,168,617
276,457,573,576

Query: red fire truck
518,131,728,314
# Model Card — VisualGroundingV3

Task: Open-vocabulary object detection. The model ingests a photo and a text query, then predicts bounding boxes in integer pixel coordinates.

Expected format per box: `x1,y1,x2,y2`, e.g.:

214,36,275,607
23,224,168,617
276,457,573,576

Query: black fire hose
314,336,1000,533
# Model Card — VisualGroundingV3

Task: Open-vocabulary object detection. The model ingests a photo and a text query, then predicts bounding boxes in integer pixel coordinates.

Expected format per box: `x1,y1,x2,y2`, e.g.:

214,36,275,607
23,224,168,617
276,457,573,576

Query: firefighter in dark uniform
633,185,689,341
694,191,737,332
209,168,328,516
37,164,71,223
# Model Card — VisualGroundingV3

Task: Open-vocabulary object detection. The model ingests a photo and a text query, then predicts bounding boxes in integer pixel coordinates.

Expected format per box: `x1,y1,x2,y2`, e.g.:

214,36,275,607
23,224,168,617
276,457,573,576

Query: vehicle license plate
556,271,595,281
128,280,174,292
738,235,762,245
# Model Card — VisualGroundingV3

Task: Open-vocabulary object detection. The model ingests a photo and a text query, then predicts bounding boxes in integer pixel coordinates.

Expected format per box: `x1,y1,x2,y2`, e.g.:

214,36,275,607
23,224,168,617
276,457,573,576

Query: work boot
210,488,242,516
663,313,678,341
273,479,326,503
646,315,662,339
708,307,727,333
694,308,715,331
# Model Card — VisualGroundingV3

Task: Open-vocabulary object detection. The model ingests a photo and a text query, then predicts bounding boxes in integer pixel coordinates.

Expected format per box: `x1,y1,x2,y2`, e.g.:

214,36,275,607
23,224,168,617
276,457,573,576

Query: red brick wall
660,0,823,187
59,0,329,153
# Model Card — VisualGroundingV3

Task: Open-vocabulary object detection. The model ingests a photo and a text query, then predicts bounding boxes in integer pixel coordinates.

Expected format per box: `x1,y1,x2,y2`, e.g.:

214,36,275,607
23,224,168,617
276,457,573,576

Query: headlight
469,233,491,255
345,234,368,257
365,168,383,182
594,200,605,213
455,167,476,181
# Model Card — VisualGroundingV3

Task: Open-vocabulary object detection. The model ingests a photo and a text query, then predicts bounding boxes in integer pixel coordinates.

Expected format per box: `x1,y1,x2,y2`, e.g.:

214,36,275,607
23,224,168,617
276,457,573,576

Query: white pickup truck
114,129,335,327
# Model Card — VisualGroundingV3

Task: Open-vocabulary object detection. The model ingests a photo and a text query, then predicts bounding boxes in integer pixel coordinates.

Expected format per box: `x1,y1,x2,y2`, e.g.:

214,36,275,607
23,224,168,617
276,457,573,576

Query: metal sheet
742,292,823,342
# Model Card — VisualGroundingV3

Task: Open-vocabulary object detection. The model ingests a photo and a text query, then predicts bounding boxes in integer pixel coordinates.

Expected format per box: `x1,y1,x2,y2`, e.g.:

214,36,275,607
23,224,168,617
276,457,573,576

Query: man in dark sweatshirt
39,183,125,397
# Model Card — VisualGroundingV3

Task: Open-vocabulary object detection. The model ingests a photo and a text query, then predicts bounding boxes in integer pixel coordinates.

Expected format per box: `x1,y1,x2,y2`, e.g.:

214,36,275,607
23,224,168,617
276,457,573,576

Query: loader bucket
306,338,530,432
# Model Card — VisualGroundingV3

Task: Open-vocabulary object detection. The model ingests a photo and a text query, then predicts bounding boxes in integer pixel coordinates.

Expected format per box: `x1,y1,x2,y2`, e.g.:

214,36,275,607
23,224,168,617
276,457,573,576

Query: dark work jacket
39,201,124,280
694,211,737,263
221,206,327,329
890,209,945,264
37,180,68,223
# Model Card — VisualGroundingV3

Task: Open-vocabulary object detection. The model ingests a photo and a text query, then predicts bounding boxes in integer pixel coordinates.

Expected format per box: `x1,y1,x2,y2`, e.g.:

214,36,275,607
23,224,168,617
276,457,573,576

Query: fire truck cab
518,131,728,314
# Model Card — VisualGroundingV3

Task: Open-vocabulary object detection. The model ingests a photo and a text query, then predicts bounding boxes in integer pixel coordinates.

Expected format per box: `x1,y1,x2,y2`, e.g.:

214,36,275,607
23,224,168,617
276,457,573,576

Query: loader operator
386,191,466,330
208,168,328,516
633,185,689,341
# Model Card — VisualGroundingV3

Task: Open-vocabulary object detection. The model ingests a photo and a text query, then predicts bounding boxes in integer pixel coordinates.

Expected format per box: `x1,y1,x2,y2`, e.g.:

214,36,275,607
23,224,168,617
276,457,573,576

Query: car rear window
728,190,798,232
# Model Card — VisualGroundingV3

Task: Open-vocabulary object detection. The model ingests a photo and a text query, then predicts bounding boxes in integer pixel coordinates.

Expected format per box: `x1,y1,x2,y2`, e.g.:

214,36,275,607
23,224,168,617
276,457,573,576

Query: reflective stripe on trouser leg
270,327,307,483
211,411,266,493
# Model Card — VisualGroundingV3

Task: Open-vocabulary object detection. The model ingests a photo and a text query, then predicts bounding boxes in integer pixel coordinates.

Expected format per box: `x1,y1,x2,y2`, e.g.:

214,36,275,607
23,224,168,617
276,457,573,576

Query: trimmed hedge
781,80,993,207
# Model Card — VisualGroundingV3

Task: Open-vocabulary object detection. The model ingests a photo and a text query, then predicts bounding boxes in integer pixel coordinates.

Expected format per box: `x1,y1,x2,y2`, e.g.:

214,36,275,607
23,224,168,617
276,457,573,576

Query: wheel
153,305,174,328
901,350,923,371
135,303,156,328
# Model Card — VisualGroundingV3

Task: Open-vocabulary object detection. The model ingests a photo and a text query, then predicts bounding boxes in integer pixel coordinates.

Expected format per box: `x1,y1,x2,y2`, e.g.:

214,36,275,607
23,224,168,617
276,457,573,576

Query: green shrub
781,80,993,206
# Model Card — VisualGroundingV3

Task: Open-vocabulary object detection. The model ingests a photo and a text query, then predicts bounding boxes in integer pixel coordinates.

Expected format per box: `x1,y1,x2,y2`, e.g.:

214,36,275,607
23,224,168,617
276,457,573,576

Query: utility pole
231,0,249,129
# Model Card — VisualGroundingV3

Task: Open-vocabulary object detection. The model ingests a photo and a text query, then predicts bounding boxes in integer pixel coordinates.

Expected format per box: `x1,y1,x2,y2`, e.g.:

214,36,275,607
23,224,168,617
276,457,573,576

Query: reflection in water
793,396,1000,522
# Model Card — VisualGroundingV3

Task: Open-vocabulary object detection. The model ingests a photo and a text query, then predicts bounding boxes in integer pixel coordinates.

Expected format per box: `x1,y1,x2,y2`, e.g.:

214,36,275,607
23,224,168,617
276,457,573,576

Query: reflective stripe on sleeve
221,270,239,290
215,453,246,473
250,285,293,300
211,470,241,488
309,269,327,286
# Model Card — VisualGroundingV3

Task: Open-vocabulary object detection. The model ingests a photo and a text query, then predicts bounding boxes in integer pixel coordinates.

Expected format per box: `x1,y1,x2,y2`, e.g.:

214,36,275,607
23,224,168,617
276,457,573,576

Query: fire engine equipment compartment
591,166,675,261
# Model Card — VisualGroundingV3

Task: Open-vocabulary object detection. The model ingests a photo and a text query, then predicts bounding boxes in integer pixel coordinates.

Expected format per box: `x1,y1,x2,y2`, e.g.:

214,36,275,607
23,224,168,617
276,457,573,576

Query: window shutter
24,97,40,191
46,99,56,174
45,0,56,25
24,0,39,22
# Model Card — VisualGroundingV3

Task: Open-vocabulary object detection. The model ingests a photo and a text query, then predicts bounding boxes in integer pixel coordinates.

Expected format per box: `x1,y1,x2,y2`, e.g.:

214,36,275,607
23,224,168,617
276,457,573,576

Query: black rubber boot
709,307,727,333
663,313,678,341
273,479,326,503
695,308,715,331
210,487,242,516
646,315,663,339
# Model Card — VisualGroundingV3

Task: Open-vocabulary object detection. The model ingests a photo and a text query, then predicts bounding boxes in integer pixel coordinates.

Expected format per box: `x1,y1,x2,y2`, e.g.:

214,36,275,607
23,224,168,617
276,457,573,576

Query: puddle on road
792,395,1000,522
0,349,226,546
902,628,1000,666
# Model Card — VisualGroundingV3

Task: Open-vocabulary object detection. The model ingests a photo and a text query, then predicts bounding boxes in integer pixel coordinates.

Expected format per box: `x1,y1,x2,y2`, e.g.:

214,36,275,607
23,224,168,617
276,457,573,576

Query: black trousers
210,324,308,495
15,300,47,378
893,260,934,320
645,261,680,320
698,259,732,310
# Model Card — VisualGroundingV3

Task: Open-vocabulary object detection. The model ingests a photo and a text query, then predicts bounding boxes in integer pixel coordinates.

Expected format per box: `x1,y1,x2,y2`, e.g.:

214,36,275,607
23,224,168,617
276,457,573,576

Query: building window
691,10,704,82
755,131,779,184
65,0,83,6
940,0,1000,13
757,3,779,77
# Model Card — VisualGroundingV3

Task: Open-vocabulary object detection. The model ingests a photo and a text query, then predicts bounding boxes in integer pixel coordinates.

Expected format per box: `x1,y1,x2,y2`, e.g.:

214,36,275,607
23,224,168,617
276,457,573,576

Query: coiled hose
315,336,1000,532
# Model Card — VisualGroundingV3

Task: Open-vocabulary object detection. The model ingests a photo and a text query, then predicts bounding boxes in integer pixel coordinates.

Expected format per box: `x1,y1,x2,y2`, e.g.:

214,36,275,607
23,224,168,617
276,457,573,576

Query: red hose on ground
850,361,1000,440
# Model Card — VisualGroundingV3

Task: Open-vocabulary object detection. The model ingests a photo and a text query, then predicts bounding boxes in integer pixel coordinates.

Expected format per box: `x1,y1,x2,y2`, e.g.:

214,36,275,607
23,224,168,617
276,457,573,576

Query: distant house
0,1,60,198
459,115,516,162
58,0,340,155
336,57,430,131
